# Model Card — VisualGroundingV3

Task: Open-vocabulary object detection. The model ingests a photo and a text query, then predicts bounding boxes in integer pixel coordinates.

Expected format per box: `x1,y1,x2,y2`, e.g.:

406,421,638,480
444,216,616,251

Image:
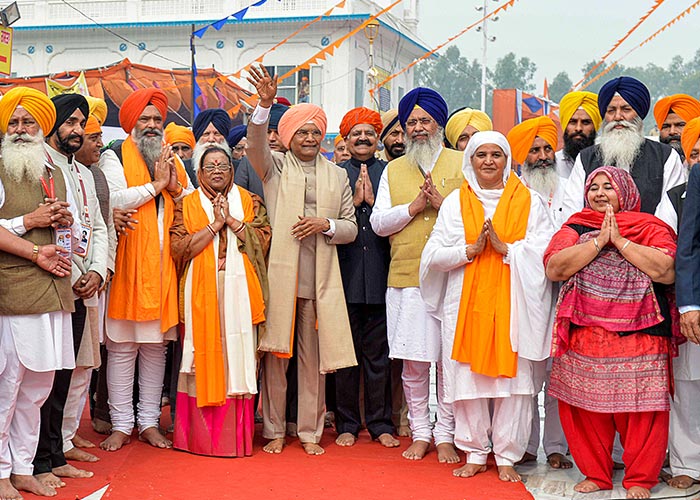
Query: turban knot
0,87,56,135
681,117,700,164
277,103,327,150
653,94,700,130
506,116,559,165
339,107,383,138
119,88,168,133
598,76,650,119
164,122,195,149
445,108,493,148
559,91,602,131
193,109,231,142
398,87,448,129
50,93,89,136
227,124,247,149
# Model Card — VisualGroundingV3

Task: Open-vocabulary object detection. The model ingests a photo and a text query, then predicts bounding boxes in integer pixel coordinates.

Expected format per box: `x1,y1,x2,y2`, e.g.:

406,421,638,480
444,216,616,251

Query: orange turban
334,135,344,147
85,96,108,125
277,103,327,150
506,116,559,165
653,94,700,130
0,87,56,135
164,122,195,149
339,107,383,138
681,117,700,163
84,116,102,135
119,88,168,133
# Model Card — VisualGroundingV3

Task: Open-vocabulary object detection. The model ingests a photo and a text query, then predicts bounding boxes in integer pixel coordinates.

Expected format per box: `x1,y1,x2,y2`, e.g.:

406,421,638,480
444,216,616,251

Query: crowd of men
0,65,699,500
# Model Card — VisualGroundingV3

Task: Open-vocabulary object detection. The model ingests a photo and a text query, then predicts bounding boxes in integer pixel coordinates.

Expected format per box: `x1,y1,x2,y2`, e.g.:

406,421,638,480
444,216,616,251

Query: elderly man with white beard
370,87,463,463
561,76,685,220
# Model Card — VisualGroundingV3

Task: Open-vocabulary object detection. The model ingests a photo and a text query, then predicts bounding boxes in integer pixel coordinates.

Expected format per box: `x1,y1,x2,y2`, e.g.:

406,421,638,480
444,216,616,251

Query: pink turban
277,103,327,149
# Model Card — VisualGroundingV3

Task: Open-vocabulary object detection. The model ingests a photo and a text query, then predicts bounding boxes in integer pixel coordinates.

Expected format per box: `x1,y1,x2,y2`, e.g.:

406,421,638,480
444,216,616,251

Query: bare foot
10,474,56,497
72,434,95,449
51,464,93,479
498,465,521,482
515,452,537,465
64,447,99,463
92,418,112,435
574,479,601,493
547,452,573,469
453,463,487,478
335,433,356,447
402,440,430,460
100,430,131,451
667,474,699,489
0,477,22,500
301,442,325,455
613,461,625,470
377,433,400,448
139,427,172,449
437,443,460,464
262,438,285,454
626,486,651,499
33,473,64,490
397,425,411,438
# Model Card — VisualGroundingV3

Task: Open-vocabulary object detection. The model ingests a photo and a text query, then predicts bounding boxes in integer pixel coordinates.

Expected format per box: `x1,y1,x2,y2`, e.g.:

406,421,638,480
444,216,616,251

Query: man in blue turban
370,86,463,463
560,75,685,219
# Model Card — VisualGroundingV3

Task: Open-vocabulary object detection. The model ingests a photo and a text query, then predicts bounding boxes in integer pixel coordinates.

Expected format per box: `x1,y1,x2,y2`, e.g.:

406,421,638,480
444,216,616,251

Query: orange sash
107,136,185,333
452,175,531,378
182,186,265,407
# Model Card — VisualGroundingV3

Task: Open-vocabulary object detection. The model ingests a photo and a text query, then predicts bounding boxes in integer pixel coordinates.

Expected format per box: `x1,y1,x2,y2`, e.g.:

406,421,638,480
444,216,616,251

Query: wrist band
593,238,601,253
31,244,39,263
234,223,245,234
620,239,631,252
206,224,216,237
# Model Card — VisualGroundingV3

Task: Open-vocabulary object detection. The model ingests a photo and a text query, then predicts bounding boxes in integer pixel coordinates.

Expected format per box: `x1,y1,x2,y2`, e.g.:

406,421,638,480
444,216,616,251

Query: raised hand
408,189,428,217
421,172,444,210
353,169,365,207
247,65,278,107
607,205,623,246
597,206,612,247
212,194,226,232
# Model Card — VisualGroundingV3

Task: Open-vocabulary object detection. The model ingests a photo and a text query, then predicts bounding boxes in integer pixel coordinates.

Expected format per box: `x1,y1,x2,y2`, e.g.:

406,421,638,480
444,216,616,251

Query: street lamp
1,2,20,27
475,0,497,112
364,18,380,109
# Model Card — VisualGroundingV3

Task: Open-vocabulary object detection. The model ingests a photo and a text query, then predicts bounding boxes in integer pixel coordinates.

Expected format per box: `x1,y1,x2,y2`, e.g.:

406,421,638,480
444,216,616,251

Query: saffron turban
0,87,56,135
398,87,448,129
277,103,327,150
559,91,602,131
164,122,195,149
227,124,247,149
334,135,343,146
445,108,493,148
681,117,700,163
49,93,90,136
85,95,108,125
339,107,383,138
119,88,168,133
269,103,289,131
380,109,400,141
653,94,700,130
506,116,559,165
192,108,231,142
84,116,102,135
598,76,651,119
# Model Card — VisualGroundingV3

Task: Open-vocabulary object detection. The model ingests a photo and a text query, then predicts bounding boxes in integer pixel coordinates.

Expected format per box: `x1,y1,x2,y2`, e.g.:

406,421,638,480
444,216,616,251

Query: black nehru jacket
337,156,390,304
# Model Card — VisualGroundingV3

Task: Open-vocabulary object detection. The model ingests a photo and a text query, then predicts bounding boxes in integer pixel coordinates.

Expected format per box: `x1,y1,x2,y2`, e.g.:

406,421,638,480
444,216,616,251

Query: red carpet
22,416,534,500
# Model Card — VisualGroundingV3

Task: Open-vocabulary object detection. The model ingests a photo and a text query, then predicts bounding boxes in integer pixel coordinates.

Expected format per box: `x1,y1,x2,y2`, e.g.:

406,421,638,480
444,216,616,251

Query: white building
8,0,430,133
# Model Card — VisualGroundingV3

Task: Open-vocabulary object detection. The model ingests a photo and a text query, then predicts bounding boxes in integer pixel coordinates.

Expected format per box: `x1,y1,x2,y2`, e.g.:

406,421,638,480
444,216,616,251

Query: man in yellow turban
653,94,700,162
445,107,493,151
556,91,601,179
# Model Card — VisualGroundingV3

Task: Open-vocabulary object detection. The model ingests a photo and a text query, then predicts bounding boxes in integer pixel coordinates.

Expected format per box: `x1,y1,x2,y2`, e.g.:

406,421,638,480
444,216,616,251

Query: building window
355,69,364,108
264,66,310,105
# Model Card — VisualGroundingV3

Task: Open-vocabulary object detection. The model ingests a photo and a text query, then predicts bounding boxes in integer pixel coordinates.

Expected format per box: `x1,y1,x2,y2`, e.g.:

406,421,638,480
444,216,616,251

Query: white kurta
420,186,555,403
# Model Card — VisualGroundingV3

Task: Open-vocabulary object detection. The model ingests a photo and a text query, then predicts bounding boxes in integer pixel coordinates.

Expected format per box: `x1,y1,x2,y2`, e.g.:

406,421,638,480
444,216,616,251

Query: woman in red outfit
544,166,677,500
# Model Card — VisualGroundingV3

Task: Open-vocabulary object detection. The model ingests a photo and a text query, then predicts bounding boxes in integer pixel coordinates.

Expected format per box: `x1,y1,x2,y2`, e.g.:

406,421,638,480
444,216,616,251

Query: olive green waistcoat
0,163,74,315
386,148,464,287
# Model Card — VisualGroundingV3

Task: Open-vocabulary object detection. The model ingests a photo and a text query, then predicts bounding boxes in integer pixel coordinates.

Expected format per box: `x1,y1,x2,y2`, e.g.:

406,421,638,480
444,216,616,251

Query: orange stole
182,187,265,407
452,175,531,378
107,136,186,333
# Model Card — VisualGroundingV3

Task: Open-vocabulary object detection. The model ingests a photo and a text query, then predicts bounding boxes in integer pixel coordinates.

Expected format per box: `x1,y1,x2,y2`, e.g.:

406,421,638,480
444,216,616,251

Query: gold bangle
620,239,631,252
31,244,39,263
593,238,601,253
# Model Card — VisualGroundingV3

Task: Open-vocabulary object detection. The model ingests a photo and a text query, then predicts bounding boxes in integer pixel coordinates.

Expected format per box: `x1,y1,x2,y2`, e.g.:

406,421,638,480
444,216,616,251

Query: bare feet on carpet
335,433,356,447
139,427,172,449
402,440,429,460
497,465,521,482
72,434,95,448
574,479,601,493
92,418,112,435
301,442,325,455
626,486,651,499
436,443,460,464
515,452,537,465
51,464,93,479
99,430,131,451
452,463,487,478
665,473,700,489
546,452,573,469
262,438,285,454
397,425,411,438
377,433,400,448
34,473,64,490
64,447,99,463
10,474,56,498
0,477,23,500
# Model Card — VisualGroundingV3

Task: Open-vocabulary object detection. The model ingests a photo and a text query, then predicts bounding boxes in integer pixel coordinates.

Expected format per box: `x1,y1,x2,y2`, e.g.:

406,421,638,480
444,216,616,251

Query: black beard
563,130,596,161
387,143,405,159
56,130,83,155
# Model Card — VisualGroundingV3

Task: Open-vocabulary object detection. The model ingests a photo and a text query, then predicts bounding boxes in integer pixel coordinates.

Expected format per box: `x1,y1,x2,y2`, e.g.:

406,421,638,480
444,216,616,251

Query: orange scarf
452,175,531,378
107,136,185,333
182,186,265,407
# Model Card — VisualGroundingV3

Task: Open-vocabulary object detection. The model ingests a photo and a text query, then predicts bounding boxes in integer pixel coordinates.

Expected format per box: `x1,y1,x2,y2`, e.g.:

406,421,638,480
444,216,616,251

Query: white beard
596,117,645,169
1,131,47,184
192,141,231,172
522,163,559,198
405,126,444,170
133,127,164,171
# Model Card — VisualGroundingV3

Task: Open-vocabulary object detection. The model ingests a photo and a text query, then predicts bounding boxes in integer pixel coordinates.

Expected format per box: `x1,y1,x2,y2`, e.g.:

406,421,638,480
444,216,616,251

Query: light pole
475,0,497,112
364,18,380,109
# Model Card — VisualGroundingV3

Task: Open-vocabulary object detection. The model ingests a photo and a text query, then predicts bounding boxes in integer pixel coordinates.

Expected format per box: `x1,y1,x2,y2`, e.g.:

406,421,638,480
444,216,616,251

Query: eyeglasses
405,117,435,128
294,129,323,139
202,163,232,172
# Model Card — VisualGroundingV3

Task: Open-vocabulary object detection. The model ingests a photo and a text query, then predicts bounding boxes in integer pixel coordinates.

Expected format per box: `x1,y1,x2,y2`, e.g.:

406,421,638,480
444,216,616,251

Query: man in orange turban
164,122,195,160
100,87,193,453
333,135,350,164
338,107,383,139
557,91,601,179
653,94,700,162
247,64,357,456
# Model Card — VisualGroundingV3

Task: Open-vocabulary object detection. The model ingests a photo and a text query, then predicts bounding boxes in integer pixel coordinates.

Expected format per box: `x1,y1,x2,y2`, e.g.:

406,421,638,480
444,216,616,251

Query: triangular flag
193,26,209,38
212,17,229,30
232,7,249,20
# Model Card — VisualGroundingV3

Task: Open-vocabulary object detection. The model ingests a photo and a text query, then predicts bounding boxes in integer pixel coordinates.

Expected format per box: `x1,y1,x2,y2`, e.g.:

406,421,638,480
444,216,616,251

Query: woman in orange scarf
170,144,270,457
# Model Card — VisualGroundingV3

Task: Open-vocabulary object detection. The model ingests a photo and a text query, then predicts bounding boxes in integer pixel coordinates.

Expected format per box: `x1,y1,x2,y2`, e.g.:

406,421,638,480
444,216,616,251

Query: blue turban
192,108,231,141
398,87,448,129
227,124,247,149
49,93,89,137
598,76,651,120
269,103,289,131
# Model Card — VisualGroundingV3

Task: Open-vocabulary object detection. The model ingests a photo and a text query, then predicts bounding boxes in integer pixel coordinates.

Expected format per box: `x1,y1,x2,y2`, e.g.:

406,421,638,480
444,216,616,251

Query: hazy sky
416,0,700,94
